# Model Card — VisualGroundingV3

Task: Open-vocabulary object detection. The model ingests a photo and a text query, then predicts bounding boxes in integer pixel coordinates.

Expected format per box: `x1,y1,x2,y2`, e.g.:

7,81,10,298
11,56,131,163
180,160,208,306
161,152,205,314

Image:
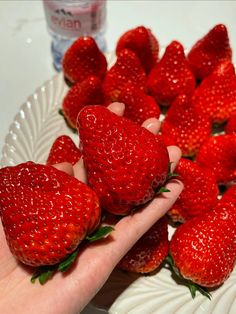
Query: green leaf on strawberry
156,187,171,194
31,225,114,284
57,226,114,273
166,162,180,180
165,255,212,300
86,226,114,243
58,249,79,272
31,266,55,285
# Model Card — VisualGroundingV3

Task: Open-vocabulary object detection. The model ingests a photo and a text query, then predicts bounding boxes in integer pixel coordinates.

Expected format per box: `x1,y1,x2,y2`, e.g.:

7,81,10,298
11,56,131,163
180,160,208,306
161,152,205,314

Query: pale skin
0,103,183,314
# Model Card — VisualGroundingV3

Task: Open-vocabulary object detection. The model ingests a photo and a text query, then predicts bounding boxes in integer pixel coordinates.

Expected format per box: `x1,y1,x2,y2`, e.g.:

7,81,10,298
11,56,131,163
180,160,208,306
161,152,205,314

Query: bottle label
43,0,106,39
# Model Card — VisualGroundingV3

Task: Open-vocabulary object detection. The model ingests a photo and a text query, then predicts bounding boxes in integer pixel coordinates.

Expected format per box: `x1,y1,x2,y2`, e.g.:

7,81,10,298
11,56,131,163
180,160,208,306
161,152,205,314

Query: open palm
0,103,183,314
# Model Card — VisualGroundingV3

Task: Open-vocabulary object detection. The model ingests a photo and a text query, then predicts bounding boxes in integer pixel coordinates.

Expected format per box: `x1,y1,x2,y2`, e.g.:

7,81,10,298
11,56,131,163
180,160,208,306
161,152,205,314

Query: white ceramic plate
1,68,236,314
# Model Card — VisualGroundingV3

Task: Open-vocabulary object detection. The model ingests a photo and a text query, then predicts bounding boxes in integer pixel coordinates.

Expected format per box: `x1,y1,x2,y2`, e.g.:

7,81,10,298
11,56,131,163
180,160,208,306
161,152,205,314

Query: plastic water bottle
43,0,107,71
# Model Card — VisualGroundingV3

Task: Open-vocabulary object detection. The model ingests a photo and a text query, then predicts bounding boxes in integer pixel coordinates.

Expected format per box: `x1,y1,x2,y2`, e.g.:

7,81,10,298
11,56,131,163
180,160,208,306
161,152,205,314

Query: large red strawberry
116,25,159,73
168,158,218,223
117,83,160,125
146,41,195,106
193,60,236,124
0,162,101,266
77,105,169,215
225,114,236,134
62,75,105,129
187,24,232,81
102,49,146,102
196,134,236,185
46,135,81,166
161,94,211,157
169,198,236,288
62,36,107,84
118,216,169,273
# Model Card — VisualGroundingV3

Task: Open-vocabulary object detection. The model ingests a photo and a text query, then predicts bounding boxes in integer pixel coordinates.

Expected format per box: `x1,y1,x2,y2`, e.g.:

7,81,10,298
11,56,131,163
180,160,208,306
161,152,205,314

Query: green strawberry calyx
165,254,212,300
31,225,114,285
156,162,180,195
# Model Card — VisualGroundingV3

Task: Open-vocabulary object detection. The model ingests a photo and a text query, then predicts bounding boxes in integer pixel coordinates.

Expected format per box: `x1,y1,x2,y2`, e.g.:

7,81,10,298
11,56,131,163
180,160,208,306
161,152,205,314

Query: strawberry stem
165,254,211,300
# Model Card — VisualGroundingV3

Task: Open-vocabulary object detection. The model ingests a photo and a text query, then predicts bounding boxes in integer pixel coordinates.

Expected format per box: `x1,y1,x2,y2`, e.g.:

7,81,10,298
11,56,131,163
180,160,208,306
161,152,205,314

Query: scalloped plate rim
1,70,236,314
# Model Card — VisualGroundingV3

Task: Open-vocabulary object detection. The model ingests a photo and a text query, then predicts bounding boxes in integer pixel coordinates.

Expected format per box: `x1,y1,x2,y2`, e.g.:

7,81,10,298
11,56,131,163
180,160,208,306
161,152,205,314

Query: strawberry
77,105,169,215
118,216,169,273
117,83,160,125
221,185,236,204
62,36,107,84
187,24,232,81
193,60,236,124
62,75,105,129
146,41,196,106
46,135,81,166
116,25,159,73
159,133,176,148
0,162,101,266
196,134,236,185
102,49,146,102
225,114,236,134
169,199,236,288
168,158,218,223
161,94,211,157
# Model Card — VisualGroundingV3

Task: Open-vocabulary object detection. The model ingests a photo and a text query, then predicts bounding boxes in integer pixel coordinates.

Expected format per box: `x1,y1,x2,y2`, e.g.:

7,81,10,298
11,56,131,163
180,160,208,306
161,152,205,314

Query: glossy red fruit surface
116,25,159,73
147,41,195,106
118,216,169,273
62,36,107,84
161,94,211,157
188,24,232,80
46,135,81,166
168,158,218,223
196,134,236,185
0,162,101,266
62,75,105,129
193,60,236,124
117,83,160,125
77,105,169,215
103,49,146,102
170,199,236,287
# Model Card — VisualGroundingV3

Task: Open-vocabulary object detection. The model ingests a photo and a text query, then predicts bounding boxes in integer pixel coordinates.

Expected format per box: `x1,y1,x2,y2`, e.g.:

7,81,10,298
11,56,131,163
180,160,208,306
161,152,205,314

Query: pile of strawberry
57,24,236,295
0,24,236,298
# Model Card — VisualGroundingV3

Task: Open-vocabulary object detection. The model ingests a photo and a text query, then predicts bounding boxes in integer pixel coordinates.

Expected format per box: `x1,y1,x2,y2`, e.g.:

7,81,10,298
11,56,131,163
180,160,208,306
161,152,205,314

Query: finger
112,179,183,251
77,149,182,261
53,162,74,176
61,179,183,313
107,102,125,116
87,147,182,258
73,158,88,184
54,150,183,312
141,118,161,134
167,145,182,172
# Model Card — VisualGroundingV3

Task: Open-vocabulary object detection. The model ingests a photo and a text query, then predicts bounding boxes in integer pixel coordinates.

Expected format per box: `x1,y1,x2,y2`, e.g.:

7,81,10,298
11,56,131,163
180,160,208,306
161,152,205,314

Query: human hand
0,103,183,314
